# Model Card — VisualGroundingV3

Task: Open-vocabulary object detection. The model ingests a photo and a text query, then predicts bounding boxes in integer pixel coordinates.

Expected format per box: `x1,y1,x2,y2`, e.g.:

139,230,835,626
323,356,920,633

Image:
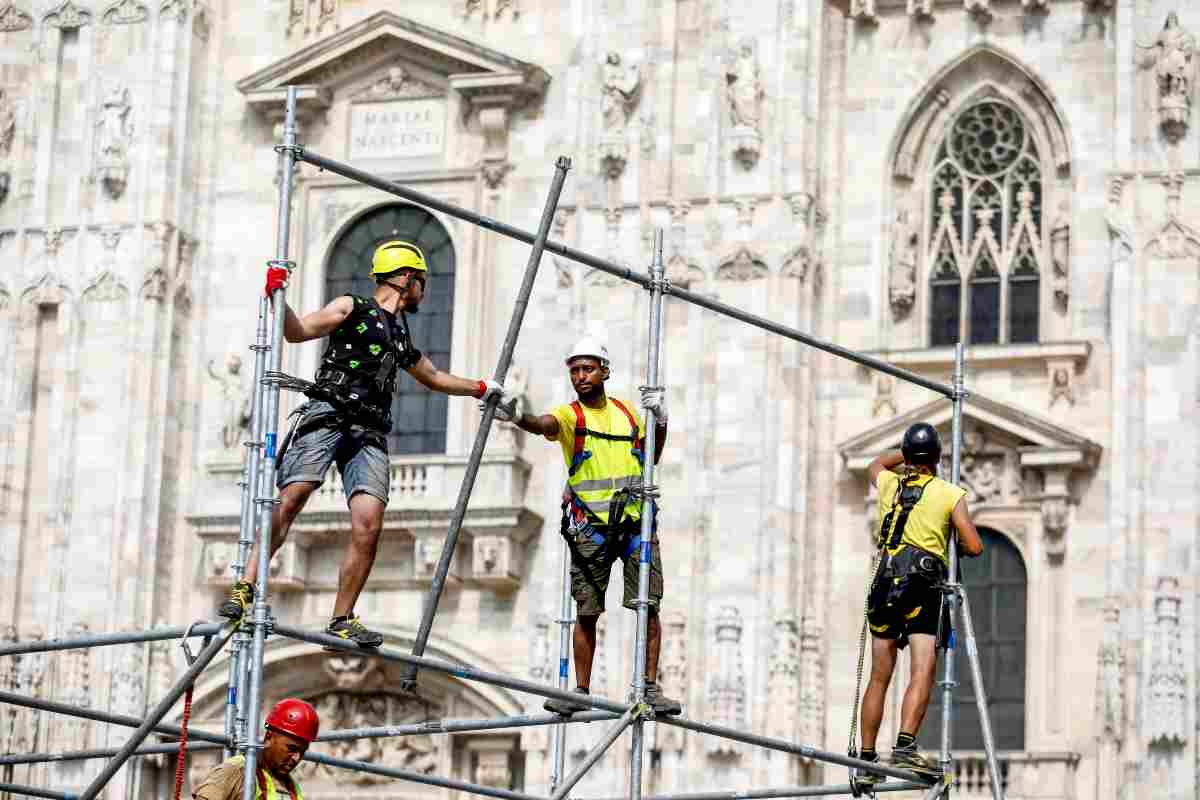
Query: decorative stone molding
478,105,512,189
889,203,919,319
493,0,518,21
528,615,552,685
1050,200,1070,310
159,0,186,21
907,0,933,20
11,625,46,755
469,737,517,789
94,86,133,200
1095,601,1124,744
798,616,825,753
0,3,33,31
872,374,897,418
964,0,993,21
706,606,746,757
0,86,13,205
725,38,763,168
598,51,641,179
57,623,91,752
658,611,688,752
1146,577,1187,747
550,208,574,288
102,0,147,24
1137,13,1195,143
781,243,810,282
414,534,458,583
1022,0,1049,10
1047,358,1075,408
323,652,382,691
766,615,800,741
716,244,768,282
463,0,482,20
472,534,520,587
44,0,91,29
849,0,877,24
1147,175,1200,259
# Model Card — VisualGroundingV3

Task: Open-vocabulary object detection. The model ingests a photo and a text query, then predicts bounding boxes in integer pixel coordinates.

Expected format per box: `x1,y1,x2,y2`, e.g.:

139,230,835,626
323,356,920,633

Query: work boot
544,687,592,716
643,682,682,716
324,615,384,649
890,744,942,781
218,581,254,620
851,752,885,791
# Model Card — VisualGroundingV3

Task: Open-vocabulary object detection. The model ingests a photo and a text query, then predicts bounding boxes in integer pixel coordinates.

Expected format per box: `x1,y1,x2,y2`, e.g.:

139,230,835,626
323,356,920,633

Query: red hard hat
264,698,319,743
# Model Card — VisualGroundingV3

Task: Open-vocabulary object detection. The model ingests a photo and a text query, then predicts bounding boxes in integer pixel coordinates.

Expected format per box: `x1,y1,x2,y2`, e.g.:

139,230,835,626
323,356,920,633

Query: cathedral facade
0,1,1197,798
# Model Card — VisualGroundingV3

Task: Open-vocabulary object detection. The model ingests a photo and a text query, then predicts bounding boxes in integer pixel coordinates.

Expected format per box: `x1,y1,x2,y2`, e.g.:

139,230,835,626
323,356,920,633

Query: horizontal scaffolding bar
293,147,953,399
0,741,223,766
657,717,931,785
0,690,226,745
316,710,619,743
304,751,543,800
273,624,631,715
576,782,931,800
0,783,77,800
0,623,222,657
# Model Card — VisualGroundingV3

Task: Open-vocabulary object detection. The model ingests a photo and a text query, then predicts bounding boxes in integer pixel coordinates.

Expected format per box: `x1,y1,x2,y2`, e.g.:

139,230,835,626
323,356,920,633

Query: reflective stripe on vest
227,755,303,800
567,399,644,525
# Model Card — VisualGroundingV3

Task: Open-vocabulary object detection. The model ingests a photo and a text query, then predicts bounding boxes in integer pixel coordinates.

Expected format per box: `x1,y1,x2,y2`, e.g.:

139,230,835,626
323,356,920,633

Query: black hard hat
901,422,942,466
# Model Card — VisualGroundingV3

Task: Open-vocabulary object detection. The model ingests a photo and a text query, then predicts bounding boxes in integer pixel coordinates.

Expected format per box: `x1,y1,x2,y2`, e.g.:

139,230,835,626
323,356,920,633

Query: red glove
265,266,289,298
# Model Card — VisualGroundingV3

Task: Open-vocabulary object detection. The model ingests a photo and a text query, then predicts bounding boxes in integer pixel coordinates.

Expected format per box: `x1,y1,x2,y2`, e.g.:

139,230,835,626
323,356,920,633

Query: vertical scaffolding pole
630,229,666,800
550,537,573,791
240,85,299,800
937,343,964,780
402,156,572,689
957,589,1004,799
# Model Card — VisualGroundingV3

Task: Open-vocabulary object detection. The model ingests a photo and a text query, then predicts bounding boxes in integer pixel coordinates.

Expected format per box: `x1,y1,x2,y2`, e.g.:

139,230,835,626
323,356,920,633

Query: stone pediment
236,11,549,118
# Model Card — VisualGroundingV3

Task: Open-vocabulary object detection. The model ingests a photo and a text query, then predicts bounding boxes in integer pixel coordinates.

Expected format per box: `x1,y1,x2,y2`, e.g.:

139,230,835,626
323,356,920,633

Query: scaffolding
0,87,1004,800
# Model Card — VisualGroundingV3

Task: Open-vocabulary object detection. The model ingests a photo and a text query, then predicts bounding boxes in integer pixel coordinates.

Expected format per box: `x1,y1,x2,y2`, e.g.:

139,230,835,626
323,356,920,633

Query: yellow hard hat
371,240,428,276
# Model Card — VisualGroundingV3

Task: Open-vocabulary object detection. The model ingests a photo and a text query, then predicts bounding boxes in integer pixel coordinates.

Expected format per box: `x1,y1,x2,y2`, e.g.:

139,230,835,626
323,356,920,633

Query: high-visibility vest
566,398,644,525
226,756,303,800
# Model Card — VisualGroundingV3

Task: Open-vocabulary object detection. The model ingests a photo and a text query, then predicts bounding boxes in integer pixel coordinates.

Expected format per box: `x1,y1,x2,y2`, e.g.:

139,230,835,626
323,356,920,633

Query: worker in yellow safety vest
502,337,682,716
192,698,317,800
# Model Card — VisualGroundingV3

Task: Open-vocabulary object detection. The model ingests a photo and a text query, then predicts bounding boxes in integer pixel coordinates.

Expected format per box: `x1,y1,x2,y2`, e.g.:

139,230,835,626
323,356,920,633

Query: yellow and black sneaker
852,751,885,791
325,615,384,649
218,581,254,620
890,745,942,782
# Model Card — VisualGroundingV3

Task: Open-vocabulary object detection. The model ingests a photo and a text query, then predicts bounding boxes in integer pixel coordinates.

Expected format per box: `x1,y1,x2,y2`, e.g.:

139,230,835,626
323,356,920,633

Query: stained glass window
326,204,456,455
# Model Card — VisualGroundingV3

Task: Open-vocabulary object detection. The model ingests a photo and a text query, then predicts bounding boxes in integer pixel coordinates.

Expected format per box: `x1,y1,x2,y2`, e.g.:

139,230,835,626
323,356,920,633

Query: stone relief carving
599,52,641,179
44,0,91,28
208,353,251,452
0,3,34,31
1022,0,1048,10
415,537,441,579
82,270,128,304
11,625,46,755
286,0,304,36
102,0,148,24
56,623,92,752
159,0,187,21
1049,363,1075,408
766,615,800,741
1041,497,1069,560
317,0,336,34
706,606,746,757
1138,13,1195,143
1146,577,1187,747
716,245,767,282
907,0,933,19
849,0,877,24
463,0,483,20
1050,201,1070,310
95,86,133,200
657,611,687,751
494,0,519,21
889,204,919,319
479,106,512,190
1095,602,1124,744
324,652,382,691
473,744,514,788
798,617,824,749
147,629,175,709
0,86,14,207
964,0,993,21
551,208,574,288
957,427,1003,505
725,39,763,168
297,693,441,783
111,644,146,716
872,374,897,418
529,616,552,685
352,66,443,101
0,625,16,754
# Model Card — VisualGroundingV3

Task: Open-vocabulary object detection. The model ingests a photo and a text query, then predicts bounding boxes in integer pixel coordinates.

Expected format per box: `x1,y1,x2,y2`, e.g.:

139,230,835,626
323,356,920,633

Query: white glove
640,386,668,424
479,379,505,403
479,380,518,422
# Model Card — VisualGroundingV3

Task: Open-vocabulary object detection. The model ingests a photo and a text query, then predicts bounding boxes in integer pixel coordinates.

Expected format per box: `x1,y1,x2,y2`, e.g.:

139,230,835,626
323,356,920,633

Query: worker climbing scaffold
217,240,514,647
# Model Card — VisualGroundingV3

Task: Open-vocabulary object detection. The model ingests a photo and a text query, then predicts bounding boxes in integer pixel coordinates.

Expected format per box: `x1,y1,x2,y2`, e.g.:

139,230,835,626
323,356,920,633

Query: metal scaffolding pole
937,342,965,782
303,751,544,800
0,783,77,800
549,709,639,800
0,623,221,657
401,156,571,691
78,622,235,800
575,782,930,800
0,690,226,745
293,147,952,400
549,531,574,792
314,710,618,743
0,741,224,767
957,584,1004,799
239,84,299,800
629,229,666,800
273,623,630,714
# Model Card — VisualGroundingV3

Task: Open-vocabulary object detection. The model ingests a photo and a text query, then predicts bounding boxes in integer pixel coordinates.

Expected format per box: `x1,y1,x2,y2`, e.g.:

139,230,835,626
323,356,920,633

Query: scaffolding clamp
266,258,297,273
272,143,304,160
179,621,211,666
646,272,672,295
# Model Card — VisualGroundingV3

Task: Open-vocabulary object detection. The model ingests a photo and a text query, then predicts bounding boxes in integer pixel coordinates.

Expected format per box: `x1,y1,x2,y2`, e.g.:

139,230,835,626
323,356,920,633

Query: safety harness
559,399,649,601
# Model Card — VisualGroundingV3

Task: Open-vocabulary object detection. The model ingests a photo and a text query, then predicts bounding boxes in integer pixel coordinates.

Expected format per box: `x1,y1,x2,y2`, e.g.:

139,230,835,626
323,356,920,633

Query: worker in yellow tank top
503,336,682,718
192,699,317,800
854,423,984,787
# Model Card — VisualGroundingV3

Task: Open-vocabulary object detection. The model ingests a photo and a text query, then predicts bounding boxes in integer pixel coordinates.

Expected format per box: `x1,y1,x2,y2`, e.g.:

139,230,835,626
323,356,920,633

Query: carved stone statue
0,87,14,158
1051,202,1069,310
872,374,897,418
725,39,763,168
1049,366,1075,407
599,52,641,179
889,207,919,318
1140,12,1196,142
95,85,133,199
208,353,251,452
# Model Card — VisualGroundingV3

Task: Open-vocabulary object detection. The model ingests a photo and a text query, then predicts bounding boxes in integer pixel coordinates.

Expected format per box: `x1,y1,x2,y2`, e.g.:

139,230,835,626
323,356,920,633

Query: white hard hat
565,337,610,368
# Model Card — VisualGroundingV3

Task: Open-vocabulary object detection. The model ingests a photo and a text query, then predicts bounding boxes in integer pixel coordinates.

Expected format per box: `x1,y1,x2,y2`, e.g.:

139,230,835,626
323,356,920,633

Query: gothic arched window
928,528,1027,750
325,204,456,455
928,102,1044,347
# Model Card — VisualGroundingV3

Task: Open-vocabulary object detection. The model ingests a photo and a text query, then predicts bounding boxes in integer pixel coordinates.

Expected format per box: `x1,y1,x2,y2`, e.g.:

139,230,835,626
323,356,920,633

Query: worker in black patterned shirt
217,241,513,647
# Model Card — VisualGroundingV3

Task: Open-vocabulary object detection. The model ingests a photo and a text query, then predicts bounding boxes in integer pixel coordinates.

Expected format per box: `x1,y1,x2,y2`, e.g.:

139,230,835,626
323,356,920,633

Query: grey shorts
276,401,391,505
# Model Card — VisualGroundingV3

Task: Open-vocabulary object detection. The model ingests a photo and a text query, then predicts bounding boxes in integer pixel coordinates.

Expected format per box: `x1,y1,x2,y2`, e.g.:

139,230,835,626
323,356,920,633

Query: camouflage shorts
568,519,663,616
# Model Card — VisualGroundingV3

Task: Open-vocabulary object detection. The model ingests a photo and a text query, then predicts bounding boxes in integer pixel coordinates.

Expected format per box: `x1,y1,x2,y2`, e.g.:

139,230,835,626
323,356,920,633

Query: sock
896,732,916,750
330,615,349,624
860,748,878,761
576,686,590,694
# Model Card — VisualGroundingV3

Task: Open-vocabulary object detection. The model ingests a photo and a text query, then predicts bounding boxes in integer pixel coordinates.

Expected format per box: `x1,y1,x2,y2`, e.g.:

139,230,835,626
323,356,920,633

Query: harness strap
569,399,644,476
879,473,928,550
